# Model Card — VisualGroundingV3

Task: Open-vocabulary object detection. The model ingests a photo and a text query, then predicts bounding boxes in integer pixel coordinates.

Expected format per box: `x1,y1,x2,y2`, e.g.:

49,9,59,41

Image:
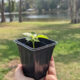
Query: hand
15,56,57,80
44,56,57,80
15,64,34,80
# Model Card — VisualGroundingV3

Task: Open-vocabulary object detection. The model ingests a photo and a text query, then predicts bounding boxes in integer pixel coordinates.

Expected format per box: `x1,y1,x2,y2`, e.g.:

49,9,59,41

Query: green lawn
0,21,80,80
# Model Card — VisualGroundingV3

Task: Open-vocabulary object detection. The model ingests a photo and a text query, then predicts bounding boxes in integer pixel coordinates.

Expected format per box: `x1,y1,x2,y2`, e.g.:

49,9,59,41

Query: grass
0,21,80,80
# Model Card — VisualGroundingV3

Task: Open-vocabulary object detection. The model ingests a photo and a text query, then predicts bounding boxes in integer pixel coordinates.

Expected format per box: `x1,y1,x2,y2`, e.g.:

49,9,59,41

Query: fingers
15,64,25,80
50,56,55,66
45,75,57,80
48,56,56,75
44,56,58,80
48,66,56,75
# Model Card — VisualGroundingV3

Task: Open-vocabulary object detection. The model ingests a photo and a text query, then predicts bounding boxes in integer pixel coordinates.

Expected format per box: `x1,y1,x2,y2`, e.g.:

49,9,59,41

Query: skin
15,56,58,80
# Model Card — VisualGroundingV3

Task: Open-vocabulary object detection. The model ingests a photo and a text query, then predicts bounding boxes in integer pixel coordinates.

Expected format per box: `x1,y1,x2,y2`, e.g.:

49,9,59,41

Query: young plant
23,32,48,48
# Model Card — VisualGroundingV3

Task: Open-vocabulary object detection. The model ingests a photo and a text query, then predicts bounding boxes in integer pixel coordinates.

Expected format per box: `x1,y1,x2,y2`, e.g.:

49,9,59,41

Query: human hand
44,56,57,80
15,64,34,80
15,56,57,80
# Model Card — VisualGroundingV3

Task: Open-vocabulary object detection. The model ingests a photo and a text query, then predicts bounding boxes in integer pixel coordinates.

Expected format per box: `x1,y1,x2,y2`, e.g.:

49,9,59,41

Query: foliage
11,0,15,12
23,32,48,48
5,0,16,12
35,0,60,13
4,0,69,13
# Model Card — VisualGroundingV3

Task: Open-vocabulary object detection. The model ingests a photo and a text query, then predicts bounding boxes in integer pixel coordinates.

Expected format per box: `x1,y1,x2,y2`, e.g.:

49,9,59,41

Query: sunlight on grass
72,34,80,38
0,68,11,80
0,45,8,49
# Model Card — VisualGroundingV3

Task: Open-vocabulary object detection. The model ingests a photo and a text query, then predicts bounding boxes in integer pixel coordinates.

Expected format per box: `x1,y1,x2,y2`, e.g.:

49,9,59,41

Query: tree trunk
1,0,5,22
68,0,71,18
70,0,80,23
19,0,22,22
72,0,77,23
9,0,13,22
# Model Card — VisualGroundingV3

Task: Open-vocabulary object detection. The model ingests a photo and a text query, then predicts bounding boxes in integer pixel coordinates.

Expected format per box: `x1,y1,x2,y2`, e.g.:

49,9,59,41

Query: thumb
15,64,34,80
15,64,25,79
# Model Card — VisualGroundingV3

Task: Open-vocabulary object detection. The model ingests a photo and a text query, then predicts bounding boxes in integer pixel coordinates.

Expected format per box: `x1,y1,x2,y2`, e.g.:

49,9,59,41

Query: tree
8,0,15,22
11,0,15,12
1,0,5,22
70,0,80,23
19,0,22,22
35,0,60,14
8,0,13,22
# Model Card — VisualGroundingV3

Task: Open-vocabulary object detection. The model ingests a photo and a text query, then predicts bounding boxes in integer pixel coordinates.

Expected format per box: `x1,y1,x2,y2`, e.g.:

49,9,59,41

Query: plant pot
14,38,57,80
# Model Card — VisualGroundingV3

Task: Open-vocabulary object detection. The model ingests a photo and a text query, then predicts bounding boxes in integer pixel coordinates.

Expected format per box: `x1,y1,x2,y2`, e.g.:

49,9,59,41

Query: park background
0,0,80,80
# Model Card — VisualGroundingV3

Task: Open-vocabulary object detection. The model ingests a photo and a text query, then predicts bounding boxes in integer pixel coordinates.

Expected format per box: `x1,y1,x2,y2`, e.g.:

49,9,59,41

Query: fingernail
51,56,53,60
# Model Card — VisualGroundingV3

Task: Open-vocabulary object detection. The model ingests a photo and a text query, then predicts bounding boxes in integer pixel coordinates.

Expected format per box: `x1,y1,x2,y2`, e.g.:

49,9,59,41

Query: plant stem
33,41,35,48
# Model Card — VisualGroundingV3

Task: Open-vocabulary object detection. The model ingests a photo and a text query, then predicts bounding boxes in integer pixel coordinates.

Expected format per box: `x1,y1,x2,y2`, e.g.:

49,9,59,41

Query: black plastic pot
15,38,57,80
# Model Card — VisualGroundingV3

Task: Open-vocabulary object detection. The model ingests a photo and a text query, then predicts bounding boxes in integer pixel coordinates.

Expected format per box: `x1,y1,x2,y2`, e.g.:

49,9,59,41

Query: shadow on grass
34,22,80,64
0,39,19,63
30,22,71,30
43,24,80,64
46,28,80,41
54,51,80,64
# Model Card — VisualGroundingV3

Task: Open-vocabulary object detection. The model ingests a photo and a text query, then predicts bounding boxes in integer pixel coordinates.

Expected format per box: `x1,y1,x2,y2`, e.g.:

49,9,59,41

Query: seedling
23,32,48,48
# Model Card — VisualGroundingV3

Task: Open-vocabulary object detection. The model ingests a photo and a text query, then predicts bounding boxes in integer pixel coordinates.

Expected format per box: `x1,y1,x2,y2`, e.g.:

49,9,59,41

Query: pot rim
14,38,57,51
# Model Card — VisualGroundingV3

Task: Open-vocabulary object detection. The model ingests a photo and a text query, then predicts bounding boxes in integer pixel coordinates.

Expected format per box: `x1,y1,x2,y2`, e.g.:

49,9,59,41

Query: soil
18,38,46,48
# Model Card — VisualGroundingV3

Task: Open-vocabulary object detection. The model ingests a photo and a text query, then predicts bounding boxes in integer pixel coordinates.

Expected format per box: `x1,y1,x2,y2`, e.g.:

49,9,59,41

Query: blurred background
0,0,80,23
0,0,80,80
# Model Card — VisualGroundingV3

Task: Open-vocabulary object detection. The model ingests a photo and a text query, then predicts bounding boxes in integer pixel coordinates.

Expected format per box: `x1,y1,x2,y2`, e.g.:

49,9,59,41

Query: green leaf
23,33,32,37
34,38,40,42
26,37,32,41
37,35,48,39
